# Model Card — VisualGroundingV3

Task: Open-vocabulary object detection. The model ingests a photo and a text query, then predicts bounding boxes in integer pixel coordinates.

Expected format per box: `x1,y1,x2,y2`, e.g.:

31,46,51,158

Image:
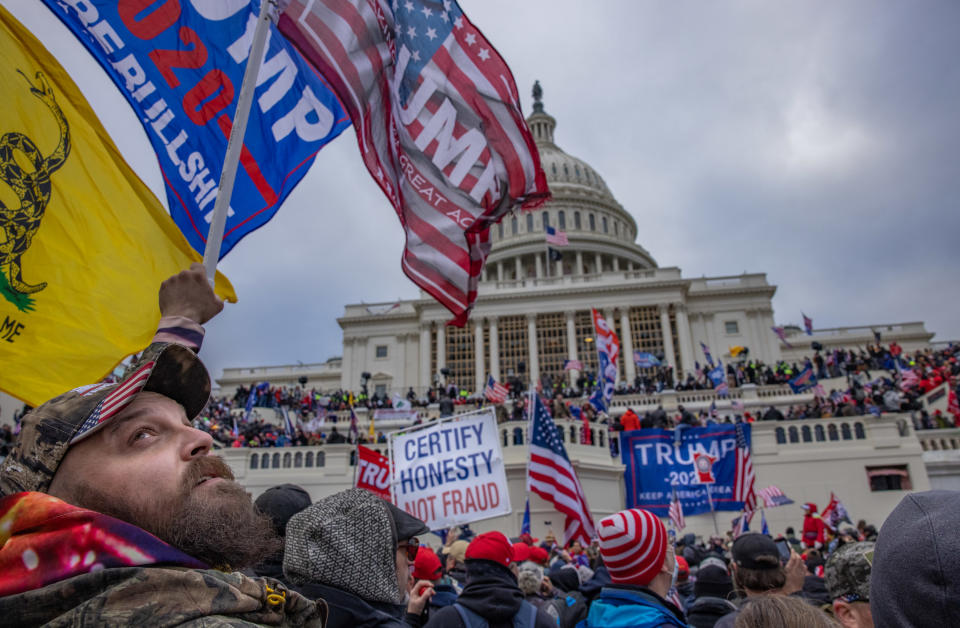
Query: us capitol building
214,87,952,539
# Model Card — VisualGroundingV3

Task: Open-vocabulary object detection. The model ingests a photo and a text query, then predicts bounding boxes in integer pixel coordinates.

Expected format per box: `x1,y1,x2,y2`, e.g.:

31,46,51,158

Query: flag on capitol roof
278,0,550,325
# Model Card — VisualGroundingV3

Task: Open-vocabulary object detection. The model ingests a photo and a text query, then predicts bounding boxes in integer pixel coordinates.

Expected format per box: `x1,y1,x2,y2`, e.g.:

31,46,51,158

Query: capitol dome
485,82,657,283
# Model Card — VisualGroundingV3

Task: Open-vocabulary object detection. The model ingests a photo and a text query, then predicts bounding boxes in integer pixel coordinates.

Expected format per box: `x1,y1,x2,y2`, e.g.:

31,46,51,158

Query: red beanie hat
465,531,514,567
676,556,689,576
412,547,443,581
598,508,668,586
528,546,549,565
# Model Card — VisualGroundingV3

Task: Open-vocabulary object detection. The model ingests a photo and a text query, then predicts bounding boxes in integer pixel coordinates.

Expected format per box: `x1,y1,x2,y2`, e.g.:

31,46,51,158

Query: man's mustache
181,455,236,492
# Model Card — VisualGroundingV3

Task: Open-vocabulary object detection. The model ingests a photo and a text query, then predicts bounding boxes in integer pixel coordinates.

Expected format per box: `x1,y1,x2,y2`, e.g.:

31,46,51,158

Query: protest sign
390,409,510,530
621,425,751,516
355,445,391,500
373,409,419,422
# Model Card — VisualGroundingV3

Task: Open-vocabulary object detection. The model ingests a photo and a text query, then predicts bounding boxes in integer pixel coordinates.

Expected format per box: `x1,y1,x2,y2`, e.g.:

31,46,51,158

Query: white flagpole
202,0,277,283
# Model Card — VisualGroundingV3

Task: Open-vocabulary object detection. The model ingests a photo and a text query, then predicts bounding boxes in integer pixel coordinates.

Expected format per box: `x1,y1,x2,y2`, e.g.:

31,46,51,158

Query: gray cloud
5,0,958,383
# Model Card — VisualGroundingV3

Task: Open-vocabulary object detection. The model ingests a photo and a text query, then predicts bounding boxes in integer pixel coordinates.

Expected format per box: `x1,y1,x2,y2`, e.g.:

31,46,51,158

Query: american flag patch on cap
70,361,156,444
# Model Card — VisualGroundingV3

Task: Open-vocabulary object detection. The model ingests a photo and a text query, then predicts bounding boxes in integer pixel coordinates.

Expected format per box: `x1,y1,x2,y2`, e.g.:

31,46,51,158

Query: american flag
279,0,549,325
668,488,685,531
756,485,795,508
771,326,793,348
733,423,757,512
802,312,814,335
545,225,568,246
731,399,745,412
70,361,155,444
527,394,596,546
484,375,508,403
563,359,583,371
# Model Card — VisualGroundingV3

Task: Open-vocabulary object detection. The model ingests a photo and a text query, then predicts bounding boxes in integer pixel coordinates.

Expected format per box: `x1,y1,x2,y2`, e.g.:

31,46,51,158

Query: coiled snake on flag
0,70,70,304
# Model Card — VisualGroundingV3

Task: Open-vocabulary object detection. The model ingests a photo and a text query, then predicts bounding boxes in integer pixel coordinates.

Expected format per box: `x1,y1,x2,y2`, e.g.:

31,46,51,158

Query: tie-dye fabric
0,491,205,596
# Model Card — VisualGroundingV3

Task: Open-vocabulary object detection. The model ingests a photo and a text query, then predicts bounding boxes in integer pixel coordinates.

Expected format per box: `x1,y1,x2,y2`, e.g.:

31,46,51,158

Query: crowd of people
1,263,958,627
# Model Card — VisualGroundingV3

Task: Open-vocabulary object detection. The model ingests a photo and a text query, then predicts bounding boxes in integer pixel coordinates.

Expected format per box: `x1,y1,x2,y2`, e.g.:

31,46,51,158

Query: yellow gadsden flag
0,7,236,407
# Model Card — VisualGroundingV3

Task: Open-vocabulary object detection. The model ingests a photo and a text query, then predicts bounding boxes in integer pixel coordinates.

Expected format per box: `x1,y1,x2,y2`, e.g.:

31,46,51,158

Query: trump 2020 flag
278,0,550,324
41,0,351,258
0,7,235,406
592,309,620,409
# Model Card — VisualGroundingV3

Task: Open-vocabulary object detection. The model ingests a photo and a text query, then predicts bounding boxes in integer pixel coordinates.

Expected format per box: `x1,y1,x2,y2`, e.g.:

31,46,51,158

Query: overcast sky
5,1,959,384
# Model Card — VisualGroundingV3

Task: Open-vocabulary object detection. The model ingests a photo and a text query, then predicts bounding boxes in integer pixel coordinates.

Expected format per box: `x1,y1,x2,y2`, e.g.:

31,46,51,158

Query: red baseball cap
466,531,514,567
512,542,532,563
412,547,443,581
528,546,549,565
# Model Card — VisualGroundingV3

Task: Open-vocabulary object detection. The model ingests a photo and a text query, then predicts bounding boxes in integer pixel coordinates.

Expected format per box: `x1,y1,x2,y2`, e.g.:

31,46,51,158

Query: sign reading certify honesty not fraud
390,410,510,530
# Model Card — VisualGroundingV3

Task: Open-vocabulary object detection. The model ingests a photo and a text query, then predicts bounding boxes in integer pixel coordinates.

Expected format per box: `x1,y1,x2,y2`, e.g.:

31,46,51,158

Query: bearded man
0,264,326,626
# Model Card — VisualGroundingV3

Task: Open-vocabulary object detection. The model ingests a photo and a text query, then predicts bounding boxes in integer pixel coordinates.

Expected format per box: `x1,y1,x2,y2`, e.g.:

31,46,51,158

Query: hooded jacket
685,596,736,628
284,488,418,628
584,585,687,628
871,490,960,627
0,492,324,626
424,560,555,628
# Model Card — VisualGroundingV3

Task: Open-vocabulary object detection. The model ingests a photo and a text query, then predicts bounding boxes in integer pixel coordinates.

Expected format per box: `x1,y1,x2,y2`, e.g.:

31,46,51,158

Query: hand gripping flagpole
202,0,277,283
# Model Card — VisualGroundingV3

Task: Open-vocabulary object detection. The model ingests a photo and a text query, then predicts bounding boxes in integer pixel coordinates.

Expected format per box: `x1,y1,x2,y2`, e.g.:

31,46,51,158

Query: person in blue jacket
581,508,687,628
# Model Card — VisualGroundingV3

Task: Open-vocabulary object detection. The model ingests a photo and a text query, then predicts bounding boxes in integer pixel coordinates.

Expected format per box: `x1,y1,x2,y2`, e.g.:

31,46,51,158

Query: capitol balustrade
917,427,960,452
221,414,919,484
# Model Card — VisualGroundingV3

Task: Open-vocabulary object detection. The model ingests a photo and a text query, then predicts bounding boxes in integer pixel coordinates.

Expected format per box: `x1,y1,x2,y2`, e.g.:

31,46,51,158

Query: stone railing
916,427,960,452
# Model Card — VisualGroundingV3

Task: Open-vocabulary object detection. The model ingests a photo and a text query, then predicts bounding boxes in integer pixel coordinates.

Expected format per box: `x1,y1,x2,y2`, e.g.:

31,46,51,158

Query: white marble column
341,338,354,390
527,314,540,384
514,256,522,281
419,326,431,390
489,317,500,380
659,304,678,374
566,312,578,386
497,262,504,282
621,309,636,383
705,313,720,359
675,304,695,377
535,254,543,279
594,252,602,274
436,324,446,383
575,251,583,276
474,321,485,392
612,257,620,272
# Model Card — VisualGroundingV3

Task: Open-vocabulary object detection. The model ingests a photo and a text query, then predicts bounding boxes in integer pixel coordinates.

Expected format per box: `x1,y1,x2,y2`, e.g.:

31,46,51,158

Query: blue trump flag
788,365,817,393
42,0,350,258
621,424,753,517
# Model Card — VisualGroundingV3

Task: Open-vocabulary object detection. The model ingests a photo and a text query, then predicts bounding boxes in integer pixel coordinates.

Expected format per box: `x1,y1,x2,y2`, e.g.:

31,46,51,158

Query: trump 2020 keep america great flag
278,0,549,324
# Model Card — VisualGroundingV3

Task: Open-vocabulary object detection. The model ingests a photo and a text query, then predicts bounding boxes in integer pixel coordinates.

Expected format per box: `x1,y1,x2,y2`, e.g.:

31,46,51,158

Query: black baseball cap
732,533,780,570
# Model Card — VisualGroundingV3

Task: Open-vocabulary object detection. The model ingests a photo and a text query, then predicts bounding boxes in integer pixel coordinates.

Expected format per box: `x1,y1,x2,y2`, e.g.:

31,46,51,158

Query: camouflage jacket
1,566,327,627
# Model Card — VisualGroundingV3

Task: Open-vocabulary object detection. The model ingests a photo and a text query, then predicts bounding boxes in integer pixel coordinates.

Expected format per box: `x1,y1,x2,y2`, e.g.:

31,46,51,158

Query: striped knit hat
597,508,668,586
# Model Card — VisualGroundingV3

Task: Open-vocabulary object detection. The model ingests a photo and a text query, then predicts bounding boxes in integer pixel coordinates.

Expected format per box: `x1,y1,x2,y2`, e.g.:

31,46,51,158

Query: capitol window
589,214,596,231
511,217,517,235
602,216,608,233
574,212,581,229
543,213,550,229
526,213,534,232
724,321,739,335
558,211,566,229
498,222,503,239
375,345,388,358
866,465,912,491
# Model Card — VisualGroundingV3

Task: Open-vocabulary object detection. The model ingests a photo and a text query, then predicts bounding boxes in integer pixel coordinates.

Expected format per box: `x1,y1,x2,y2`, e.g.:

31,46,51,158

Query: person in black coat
425,532,555,628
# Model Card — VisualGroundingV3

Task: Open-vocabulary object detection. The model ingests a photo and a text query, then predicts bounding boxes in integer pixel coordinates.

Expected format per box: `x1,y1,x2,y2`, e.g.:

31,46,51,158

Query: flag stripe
279,0,548,323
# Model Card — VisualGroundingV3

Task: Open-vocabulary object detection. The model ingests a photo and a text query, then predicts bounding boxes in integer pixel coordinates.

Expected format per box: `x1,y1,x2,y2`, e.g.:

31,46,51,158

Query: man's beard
72,456,280,570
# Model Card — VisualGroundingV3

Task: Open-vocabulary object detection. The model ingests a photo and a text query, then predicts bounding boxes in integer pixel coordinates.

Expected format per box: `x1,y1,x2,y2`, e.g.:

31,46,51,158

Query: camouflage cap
0,342,210,496
825,541,874,602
